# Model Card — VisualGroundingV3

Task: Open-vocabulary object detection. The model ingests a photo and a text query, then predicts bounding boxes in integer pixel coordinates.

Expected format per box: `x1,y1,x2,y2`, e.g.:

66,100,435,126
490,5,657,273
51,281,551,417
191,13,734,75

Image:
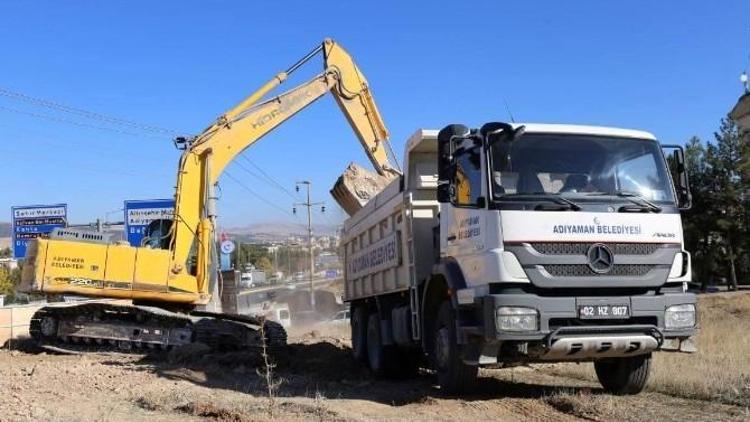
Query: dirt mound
5,295,750,422
175,402,249,421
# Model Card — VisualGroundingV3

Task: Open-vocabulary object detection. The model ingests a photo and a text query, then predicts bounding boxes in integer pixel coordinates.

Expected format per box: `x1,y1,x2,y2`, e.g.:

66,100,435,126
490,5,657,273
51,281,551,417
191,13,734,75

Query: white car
328,309,350,325
239,273,255,288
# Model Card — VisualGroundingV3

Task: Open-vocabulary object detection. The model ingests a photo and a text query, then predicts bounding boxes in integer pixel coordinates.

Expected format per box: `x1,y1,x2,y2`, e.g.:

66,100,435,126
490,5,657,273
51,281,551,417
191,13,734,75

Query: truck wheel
351,306,369,363
594,353,652,395
396,348,422,378
366,313,397,377
431,301,478,394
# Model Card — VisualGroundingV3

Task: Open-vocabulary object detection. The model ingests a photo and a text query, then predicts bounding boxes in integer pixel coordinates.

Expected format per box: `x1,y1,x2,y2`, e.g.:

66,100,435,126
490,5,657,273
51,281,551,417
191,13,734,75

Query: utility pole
235,240,242,271
273,246,279,275
294,181,325,310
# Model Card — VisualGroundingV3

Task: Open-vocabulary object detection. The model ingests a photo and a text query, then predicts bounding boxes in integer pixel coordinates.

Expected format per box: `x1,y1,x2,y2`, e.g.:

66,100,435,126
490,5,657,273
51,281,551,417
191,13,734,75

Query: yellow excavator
19,38,400,352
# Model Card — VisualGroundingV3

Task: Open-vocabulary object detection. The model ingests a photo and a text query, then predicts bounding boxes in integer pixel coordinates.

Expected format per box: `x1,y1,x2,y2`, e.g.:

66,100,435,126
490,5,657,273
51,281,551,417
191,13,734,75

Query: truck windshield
490,134,676,205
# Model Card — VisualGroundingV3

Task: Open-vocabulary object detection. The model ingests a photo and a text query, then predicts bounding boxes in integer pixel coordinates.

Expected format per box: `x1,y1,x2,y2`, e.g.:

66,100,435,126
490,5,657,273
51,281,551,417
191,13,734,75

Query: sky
0,1,748,228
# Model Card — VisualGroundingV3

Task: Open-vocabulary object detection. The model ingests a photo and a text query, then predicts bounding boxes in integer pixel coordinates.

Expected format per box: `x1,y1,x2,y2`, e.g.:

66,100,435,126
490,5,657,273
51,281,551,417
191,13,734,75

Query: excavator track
192,310,287,350
29,303,287,355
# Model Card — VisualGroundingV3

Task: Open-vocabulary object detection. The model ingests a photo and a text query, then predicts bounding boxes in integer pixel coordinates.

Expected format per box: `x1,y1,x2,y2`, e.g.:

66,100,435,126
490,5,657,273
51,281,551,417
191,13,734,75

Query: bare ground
2,295,750,421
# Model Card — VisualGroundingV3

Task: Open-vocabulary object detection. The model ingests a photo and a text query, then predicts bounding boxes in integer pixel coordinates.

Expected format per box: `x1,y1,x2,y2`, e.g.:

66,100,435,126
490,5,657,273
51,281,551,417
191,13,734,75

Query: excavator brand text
251,88,315,130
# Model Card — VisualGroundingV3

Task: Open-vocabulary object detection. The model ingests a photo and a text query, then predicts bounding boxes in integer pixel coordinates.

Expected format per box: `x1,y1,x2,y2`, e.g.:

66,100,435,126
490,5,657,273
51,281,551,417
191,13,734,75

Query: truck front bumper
462,292,697,365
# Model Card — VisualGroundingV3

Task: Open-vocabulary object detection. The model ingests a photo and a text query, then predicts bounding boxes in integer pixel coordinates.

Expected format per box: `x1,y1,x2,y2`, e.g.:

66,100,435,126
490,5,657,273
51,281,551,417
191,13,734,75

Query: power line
0,104,169,139
223,170,294,216
0,86,180,135
233,157,266,181
233,158,302,205
238,154,299,200
0,145,154,178
314,206,338,227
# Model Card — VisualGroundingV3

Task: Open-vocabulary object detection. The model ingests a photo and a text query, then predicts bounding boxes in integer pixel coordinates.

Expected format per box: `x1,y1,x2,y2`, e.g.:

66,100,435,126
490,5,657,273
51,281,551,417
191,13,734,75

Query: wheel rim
40,316,58,337
435,326,451,371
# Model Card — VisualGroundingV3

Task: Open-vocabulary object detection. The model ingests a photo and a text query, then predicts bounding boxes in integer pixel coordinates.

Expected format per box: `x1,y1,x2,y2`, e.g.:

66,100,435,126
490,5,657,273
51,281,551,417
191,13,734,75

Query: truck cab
342,122,696,395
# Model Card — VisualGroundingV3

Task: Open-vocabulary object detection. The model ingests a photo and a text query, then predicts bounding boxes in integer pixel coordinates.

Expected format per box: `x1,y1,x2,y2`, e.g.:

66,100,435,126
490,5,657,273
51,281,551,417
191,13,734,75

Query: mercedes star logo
587,243,614,274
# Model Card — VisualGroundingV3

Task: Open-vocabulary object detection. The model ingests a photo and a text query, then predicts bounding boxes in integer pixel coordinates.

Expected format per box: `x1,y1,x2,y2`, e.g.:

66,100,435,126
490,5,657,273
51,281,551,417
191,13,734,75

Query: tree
0,248,11,258
682,118,750,290
254,256,274,274
0,266,20,300
707,119,748,290
682,136,716,290
276,245,312,275
232,244,273,271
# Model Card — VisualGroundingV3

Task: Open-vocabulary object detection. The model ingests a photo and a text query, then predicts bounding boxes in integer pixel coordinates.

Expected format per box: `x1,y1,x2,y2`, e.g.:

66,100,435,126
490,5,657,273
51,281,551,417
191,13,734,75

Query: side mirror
662,145,692,210
437,124,469,203
437,180,451,203
480,122,525,146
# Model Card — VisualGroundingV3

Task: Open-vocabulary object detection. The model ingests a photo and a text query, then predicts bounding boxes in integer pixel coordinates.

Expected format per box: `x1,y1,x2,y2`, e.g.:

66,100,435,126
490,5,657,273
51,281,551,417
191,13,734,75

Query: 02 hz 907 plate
578,304,630,319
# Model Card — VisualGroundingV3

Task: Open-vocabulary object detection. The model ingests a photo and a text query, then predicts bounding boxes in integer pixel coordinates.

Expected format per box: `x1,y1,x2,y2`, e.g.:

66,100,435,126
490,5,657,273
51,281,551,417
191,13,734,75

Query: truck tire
431,301,478,394
351,306,368,363
594,353,652,395
366,313,398,377
396,348,422,378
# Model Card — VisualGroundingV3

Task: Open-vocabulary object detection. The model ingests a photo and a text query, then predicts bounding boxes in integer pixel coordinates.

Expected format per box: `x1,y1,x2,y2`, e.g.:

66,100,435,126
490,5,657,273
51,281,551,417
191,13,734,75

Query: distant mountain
0,222,10,237
224,221,339,243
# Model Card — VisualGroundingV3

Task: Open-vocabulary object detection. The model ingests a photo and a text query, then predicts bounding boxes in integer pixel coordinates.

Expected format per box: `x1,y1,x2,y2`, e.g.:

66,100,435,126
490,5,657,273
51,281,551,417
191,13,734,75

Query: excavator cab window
142,219,173,250
187,239,198,276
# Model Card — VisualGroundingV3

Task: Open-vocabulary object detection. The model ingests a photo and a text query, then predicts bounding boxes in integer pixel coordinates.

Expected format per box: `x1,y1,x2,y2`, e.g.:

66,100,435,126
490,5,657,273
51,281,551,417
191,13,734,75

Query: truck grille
504,242,679,286
542,264,654,277
530,242,662,256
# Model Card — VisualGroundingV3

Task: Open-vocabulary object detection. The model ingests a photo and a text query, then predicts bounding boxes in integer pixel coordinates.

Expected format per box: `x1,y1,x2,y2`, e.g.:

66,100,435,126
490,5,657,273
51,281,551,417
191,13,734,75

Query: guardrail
0,302,45,348
0,299,124,349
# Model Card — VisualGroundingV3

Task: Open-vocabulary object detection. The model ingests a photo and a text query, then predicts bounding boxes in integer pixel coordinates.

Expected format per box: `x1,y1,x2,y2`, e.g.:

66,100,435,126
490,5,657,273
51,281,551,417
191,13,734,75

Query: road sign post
11,204,67,259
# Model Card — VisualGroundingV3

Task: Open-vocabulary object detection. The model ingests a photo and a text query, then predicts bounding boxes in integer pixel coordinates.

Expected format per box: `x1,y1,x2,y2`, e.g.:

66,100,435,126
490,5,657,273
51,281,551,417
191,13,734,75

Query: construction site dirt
2,293,750,421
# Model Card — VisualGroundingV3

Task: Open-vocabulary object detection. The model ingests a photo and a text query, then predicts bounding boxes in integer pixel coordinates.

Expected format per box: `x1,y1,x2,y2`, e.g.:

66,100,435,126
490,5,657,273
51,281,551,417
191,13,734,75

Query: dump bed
343,130,439,302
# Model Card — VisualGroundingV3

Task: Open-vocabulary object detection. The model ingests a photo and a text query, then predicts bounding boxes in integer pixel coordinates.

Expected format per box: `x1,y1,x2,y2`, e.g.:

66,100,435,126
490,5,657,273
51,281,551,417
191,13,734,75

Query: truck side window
452,146,483,207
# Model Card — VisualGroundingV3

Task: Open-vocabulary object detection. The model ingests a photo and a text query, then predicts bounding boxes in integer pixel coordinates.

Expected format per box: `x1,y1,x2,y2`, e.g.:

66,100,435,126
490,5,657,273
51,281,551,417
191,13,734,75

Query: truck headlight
497,307,538,332
665,304,696,329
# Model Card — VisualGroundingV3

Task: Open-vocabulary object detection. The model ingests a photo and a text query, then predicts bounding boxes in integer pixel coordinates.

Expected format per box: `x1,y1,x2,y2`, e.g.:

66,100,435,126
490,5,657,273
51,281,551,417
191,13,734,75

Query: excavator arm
168,38,400,300
20,38,398,308
191,38,398,177
17,38,396,353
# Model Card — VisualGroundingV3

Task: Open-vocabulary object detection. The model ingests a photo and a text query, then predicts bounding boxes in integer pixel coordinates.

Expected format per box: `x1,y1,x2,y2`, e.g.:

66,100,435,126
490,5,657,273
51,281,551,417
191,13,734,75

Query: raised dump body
343,130,438,302
342,123,697,396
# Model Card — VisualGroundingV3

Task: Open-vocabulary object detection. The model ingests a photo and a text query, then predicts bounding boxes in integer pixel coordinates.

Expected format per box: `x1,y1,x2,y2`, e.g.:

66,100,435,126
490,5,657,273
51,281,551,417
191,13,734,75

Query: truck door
441,138,489,285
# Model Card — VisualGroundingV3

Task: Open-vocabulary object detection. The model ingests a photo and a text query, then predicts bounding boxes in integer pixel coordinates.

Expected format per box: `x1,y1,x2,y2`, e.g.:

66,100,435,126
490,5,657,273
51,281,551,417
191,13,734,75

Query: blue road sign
11,204,67,258
220,252,232,271
124,199,175,247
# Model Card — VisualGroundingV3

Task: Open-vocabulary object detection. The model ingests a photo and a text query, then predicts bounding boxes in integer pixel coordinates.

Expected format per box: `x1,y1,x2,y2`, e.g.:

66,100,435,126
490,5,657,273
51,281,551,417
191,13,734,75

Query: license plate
578,304,630,319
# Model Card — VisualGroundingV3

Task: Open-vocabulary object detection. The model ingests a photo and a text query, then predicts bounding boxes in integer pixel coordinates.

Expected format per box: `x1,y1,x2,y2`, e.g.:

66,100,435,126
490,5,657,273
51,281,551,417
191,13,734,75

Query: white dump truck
342,122,696,394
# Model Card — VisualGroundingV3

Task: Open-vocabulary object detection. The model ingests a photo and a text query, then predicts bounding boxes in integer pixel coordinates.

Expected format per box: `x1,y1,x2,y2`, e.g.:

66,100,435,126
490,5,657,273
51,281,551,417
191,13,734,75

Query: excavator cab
142,219,173,250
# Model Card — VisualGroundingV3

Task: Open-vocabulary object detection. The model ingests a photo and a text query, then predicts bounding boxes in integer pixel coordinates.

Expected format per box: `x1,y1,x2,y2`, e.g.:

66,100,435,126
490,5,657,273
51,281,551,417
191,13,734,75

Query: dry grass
543,389,622,420
257,322,283,417
545,293,750,406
